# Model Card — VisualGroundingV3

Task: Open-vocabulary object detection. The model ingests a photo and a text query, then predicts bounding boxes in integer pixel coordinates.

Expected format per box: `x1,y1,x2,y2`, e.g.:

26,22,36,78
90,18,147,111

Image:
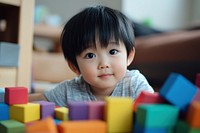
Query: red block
133,91,165,111
196,73,200,89
5,87,28,105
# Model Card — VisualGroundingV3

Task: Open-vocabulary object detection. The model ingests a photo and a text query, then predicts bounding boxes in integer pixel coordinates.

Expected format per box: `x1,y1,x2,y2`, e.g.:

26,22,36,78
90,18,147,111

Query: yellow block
10,103,40,123
105,97,133,133
55,107,69,121
26,117,58,133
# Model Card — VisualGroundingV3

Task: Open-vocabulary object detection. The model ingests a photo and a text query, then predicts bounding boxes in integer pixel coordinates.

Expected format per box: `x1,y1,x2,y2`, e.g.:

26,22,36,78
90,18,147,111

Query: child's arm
28,93,48,102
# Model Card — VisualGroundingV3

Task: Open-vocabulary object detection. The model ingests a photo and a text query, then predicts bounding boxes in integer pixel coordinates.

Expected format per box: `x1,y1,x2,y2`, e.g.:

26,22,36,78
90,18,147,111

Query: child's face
75,41,134,93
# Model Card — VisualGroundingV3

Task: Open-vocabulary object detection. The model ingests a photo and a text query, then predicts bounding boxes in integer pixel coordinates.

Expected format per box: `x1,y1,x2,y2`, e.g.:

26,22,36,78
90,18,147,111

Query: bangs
75,6,132,54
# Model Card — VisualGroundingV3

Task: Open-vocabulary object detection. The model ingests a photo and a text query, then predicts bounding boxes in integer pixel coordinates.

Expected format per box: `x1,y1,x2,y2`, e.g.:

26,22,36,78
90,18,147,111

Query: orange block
26,117,58,133
187,101,200,128
57,120,106,133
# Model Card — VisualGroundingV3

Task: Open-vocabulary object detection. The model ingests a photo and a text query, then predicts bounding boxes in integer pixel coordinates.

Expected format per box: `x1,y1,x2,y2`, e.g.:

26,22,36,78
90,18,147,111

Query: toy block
26,117,58,133
54,119,62,125
105,97,133,133
87,101,105,120
10,103,40,123
175,120,200,133
192,89,200,102
159,73,197,112
195,73,200,88
134,123,173,133
55,107,69,121
0,119,25,133
68,101,88,120
57,120,106,133
33,101,55,119
5,87,28,105
0,88,5,103
136,104,179,128
0,103,9,120
187,101,200,128
133,91,165,111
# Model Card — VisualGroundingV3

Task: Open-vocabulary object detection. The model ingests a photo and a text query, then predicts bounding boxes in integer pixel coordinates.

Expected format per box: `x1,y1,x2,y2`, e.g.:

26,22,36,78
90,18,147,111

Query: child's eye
85,53,96,59
109,49,118,55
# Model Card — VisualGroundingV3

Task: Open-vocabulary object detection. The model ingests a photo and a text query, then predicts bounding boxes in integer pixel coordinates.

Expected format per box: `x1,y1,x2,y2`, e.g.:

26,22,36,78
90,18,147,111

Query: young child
29,5,154,107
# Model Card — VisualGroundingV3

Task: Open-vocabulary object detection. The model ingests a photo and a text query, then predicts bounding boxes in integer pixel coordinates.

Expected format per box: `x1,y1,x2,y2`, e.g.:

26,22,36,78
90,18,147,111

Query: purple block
33,101,55,119
87,101,105,120
68,101,88,120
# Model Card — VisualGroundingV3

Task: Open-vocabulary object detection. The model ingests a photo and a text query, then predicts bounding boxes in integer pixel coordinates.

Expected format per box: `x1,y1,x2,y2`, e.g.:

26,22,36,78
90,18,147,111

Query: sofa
128,29,200,90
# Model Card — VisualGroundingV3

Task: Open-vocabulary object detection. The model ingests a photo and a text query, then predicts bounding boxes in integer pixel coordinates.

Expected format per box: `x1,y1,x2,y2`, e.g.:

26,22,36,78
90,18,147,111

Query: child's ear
67,61,80,75
127,48,135,66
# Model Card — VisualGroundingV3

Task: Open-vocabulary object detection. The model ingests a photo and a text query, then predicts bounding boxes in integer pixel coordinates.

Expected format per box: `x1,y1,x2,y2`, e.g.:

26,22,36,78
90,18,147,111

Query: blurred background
32,0,200,92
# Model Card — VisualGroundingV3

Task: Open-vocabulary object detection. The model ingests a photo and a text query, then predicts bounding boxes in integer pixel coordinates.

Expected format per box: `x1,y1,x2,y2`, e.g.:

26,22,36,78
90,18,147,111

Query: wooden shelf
34,24,62,52
0,0,35,91
0,0,20,6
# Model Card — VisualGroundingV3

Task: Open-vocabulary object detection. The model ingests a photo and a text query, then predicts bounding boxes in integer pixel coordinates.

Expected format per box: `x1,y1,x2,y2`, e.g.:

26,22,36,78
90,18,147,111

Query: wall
122,0,198,31
35,0,122,25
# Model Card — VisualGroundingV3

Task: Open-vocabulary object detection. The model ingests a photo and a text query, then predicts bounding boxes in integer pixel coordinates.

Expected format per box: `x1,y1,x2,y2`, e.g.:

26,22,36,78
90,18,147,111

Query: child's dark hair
61,5,135,70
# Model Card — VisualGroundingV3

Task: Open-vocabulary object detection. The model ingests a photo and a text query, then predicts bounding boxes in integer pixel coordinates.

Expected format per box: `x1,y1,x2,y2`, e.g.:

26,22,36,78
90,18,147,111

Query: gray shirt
44,70,154,107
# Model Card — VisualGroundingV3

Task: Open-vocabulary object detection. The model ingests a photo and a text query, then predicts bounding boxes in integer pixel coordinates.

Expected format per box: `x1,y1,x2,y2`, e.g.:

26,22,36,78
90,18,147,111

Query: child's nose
98,59,110,69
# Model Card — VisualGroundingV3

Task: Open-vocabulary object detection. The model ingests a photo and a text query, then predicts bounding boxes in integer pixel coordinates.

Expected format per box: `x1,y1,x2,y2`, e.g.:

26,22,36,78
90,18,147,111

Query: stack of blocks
0,72,200,133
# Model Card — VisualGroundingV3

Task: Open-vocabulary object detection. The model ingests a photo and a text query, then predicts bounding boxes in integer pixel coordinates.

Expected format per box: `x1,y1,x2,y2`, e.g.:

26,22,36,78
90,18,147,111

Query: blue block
134,123,172,133
159,73,197,112
54,119,62,125
0,42,20,67
0,88,5,103
0,103,9,120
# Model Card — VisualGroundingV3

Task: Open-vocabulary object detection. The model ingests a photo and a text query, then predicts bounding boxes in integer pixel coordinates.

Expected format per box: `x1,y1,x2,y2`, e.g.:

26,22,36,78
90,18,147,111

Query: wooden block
0,103,9,120
105,97,133,133
187,101,200,128
133,91,165,111
136,104,179,128
26,117,58,133
68,101,88,120
196,73,200,88
159,73,197,112
55,107,68,121
57,120,106,133
5,87,28,105
0,119,25,133
87,101,105,120
10,103,40,123
33,101,55,119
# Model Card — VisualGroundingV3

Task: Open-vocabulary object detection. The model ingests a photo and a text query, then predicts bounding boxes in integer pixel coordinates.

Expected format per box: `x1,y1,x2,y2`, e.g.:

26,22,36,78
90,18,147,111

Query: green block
175,120,200,133
136,104,179,128
0,120,25,133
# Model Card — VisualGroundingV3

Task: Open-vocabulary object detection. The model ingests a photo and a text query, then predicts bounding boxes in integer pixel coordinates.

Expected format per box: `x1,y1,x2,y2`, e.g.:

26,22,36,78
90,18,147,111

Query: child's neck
91,87,114,101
